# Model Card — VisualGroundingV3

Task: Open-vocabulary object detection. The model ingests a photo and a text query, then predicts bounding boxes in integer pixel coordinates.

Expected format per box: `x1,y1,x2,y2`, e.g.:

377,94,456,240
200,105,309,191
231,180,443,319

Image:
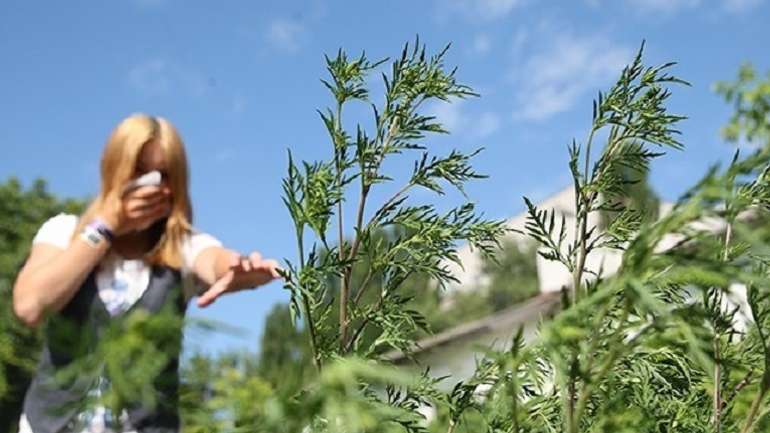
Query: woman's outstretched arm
192,247,281,308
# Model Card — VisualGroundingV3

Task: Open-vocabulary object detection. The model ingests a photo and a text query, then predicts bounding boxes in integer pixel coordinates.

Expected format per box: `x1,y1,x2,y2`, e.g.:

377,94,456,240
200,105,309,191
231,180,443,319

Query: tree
180,351,275,432
481,239,539,312
256,303,314,396
716,63,770,147
0,177,86,432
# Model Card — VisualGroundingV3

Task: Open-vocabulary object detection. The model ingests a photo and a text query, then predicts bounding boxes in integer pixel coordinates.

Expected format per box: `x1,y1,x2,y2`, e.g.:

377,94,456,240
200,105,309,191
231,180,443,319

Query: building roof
384,291,561,363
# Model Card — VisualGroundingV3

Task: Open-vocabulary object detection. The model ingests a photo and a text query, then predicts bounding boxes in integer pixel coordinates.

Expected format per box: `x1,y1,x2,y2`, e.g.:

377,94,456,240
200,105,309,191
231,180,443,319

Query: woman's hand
196,250,281,308
99,185,172,236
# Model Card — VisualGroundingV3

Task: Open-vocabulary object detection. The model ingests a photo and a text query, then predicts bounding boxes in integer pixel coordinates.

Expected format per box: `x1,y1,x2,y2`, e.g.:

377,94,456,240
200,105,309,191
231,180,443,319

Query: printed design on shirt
95,257,150,317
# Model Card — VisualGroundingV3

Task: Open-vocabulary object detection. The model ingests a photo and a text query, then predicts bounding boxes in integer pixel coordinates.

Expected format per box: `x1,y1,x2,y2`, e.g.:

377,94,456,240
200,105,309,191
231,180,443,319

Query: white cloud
442,0,525,21
474,112,501,138
266,19,304,53
723,0,763,12
429,100,466,133
512,35,632,121
477,0,523,19
619,0,762,14
427,100,501,139
510,27,528,56
128,59,208,97
472,34,492,55
624,0,700,13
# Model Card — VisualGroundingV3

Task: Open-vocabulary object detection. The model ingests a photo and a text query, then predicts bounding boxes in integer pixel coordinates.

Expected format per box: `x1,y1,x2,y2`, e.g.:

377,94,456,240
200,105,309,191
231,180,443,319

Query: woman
12,114,281,433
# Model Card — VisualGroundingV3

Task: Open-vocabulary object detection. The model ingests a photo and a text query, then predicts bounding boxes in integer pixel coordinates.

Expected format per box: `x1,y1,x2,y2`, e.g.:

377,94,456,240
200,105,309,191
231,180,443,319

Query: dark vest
23,266,186,433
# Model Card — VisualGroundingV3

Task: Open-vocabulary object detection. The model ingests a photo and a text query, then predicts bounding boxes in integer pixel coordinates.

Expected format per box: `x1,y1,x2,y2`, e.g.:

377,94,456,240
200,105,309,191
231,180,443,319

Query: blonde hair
74,113,193,269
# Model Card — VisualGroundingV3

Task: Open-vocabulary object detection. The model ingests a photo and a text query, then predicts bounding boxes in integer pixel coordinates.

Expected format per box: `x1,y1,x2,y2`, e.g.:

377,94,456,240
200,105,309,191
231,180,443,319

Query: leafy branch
281,38,506,373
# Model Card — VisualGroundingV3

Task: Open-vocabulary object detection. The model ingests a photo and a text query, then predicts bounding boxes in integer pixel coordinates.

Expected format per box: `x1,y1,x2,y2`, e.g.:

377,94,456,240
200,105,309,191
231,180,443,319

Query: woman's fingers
248,252,262,271
130,185,166,199
225,249,282,285
132,201,171,231
244,252,280,277
249,257,282,280
263,259,282,279
132,197,170,217
127,194,169,215
143,202,171,222
197,253,284,308
124,186,170,217
249,252,280,280
197,271,234,308
241,256,252,272
228,251,241,268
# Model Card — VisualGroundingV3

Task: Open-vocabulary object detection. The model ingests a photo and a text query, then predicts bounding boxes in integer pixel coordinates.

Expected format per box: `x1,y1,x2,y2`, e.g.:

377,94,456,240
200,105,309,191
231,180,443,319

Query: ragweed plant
440,46,770,433
281,39,507,370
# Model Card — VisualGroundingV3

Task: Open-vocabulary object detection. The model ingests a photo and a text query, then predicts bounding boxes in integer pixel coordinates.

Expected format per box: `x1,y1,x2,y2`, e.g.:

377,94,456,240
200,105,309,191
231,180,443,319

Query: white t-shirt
19,213,222,433
31,213,221,313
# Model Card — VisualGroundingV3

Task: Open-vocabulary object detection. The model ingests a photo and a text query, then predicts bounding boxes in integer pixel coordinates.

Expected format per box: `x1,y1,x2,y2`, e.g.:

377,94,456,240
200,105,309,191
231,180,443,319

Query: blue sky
2,0,769,355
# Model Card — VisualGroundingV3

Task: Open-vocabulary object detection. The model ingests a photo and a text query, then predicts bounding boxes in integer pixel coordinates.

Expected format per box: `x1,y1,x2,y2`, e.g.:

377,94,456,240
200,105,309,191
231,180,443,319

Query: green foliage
481,240,539,312
281,38,507,369
256,303,315,396
181,351,274,432
184,44,770,433
436,49,770,433
0,178,85,432
715,63,770,146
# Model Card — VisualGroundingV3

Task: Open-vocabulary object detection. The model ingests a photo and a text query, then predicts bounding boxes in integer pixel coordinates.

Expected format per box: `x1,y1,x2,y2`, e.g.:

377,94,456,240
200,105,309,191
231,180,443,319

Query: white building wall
445,185,624,295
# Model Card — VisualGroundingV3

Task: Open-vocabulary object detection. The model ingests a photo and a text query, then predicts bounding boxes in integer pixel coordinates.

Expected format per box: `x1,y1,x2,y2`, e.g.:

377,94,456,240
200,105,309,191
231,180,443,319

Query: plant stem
572,126,597,304
714,338,722,433
341,117,401,352
346,269,415,354
335,102,345,256
572,211,590,304
567,368,578,433
446,420,457,433
583,127,597,187
714,222,733,432
334,101,350,354
347,119,401,262
297,227,322,372
373,183,413,224
352,266,375,307
565,127,598,433
511,387,520,433
740,373,769,433
340,178,367,352
344,295,382,353
742,278,770,433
